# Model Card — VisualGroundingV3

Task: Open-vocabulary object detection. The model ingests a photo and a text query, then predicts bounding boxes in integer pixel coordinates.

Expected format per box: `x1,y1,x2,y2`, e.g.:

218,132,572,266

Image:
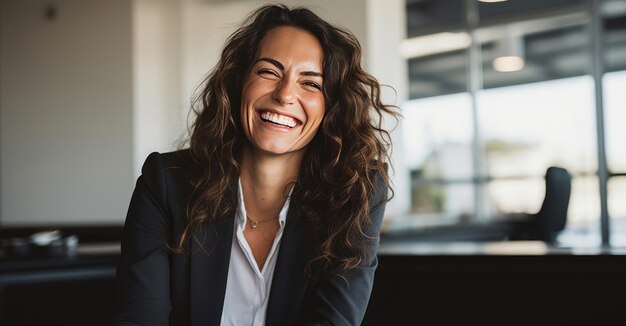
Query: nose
272,80,296,105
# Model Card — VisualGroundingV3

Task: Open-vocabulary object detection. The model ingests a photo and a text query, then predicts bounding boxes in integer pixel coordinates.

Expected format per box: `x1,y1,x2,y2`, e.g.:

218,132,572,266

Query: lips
259,110,302,128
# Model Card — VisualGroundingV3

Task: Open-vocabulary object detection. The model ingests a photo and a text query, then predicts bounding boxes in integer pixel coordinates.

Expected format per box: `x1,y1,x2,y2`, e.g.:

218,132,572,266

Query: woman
112,4,396,326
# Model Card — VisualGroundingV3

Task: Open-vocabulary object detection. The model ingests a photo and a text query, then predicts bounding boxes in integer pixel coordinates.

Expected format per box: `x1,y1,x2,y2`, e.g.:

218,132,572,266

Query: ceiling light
492,27,525,72
493,56,524,72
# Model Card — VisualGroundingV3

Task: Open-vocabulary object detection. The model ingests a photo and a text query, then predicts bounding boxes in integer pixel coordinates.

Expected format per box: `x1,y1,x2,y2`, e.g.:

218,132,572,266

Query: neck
239,147,303,217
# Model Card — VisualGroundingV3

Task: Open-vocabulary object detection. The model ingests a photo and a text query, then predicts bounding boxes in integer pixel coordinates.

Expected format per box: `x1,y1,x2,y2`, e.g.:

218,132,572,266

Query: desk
0,242,120,326
364,241,626,326
3,240,626,326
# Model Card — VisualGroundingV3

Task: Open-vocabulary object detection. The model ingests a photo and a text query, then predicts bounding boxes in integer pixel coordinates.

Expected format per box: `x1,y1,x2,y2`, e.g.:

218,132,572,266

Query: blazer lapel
190,215,234,326
265,205,312,325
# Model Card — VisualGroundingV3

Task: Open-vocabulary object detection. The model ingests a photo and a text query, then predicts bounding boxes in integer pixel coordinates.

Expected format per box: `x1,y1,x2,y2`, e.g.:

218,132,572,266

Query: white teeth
260,111,297,128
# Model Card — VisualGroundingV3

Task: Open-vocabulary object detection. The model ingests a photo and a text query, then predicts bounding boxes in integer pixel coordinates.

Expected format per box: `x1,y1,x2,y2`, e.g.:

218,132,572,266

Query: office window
603,1,626,74
603,71,626,174
609,177,626,217
401,0,616,247
477,77,597,178
407,0,466,38
403,94,474,180
477,76,599,236
602,0,626,246
403,94,474,218
485,178,543,218
408,49,468,99
609,177,626,245
568,175,602,244
479,22,590,90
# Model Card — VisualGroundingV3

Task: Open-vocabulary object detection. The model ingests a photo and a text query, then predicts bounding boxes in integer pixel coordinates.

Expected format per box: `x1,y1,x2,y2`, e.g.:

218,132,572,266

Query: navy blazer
111,150,387,326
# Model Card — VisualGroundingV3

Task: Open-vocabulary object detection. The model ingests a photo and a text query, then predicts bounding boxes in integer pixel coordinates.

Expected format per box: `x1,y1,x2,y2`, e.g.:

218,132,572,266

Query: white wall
133,0,185,178
366,0,411,218
0,0,134,225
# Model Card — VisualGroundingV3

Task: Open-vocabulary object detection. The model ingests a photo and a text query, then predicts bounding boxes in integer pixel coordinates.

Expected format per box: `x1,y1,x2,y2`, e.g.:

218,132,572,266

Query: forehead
256,26,324,67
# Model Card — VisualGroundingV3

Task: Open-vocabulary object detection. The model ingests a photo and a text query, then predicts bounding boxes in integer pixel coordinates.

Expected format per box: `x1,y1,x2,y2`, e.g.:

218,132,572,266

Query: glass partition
399,0,619,247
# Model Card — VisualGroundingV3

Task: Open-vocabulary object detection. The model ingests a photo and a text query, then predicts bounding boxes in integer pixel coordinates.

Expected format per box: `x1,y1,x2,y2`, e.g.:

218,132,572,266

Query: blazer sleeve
111,152,172,326
302,174,388,326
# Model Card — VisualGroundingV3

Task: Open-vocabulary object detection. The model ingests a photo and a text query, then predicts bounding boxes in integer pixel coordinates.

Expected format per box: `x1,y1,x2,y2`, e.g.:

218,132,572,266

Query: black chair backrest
535,166,572,242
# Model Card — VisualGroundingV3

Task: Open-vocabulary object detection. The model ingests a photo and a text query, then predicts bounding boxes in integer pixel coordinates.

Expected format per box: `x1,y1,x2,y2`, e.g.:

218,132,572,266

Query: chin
255,142,305,156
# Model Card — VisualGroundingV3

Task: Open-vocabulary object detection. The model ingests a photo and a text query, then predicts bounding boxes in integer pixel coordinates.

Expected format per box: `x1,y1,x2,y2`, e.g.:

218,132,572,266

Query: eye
302,81,322,90
256,68,279,78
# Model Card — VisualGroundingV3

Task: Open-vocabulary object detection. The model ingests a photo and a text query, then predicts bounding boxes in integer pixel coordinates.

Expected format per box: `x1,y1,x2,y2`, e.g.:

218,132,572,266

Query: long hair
175,4,397,279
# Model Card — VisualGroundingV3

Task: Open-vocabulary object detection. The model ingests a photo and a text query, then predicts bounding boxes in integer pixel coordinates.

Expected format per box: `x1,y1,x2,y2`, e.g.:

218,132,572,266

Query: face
240,26,325,157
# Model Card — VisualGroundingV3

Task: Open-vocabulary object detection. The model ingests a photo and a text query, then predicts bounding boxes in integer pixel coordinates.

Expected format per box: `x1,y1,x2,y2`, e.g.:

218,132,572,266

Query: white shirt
220,179,290,326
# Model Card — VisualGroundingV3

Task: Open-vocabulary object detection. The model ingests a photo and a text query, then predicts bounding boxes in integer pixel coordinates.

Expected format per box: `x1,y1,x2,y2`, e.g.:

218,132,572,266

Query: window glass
602,0,626,173
410,182,474,219
407,0,465,38
477,76,598,178
557,175,601,247
602,0,626,73
485,178,544,218
479,22,589,90
603,0,626,247
603,71,626,173
609,177,626,246
403,94,474,180
400,0,614,246
408,50,469,99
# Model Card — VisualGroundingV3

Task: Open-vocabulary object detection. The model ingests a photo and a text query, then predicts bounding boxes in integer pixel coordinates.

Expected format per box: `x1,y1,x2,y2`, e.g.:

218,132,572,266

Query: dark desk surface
0,242,120,286
378,239,626,256
367,241,626,326
2,240,626,326
0,242,121,326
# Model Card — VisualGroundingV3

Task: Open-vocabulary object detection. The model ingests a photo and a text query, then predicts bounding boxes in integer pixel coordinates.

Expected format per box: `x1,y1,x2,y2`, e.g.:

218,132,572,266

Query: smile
260,111,300,128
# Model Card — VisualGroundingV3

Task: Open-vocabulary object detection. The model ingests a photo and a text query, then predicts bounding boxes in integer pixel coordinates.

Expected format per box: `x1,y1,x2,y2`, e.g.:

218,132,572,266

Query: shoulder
139,149,195,203
141,149,193,175
369,162,389,200
366,163,389,231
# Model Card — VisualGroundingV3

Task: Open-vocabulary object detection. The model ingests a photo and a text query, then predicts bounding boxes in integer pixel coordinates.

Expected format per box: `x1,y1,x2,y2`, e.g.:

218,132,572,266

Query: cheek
241,76,269,105
240,80,262,120
302,95,326,123
241,79,255,107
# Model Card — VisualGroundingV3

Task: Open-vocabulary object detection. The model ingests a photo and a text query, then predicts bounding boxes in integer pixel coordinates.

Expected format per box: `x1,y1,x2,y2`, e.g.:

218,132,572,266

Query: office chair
508,166,572,244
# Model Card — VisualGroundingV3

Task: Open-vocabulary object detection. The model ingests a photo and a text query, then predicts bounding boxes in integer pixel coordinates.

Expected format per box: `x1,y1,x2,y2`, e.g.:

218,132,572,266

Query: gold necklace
246,213,278,228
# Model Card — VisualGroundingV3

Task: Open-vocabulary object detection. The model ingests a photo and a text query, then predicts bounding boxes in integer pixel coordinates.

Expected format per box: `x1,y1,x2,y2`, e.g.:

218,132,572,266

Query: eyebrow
255,57,323,77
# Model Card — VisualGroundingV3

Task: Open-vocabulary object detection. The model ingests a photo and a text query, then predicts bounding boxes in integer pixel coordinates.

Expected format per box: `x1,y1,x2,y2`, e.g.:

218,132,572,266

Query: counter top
378,239,626,255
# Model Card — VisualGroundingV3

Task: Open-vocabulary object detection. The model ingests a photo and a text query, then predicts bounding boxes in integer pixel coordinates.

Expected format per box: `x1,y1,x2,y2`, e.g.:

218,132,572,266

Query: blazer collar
190,180,237,326
189,182,311,326
190,216,234,326
265,197,312,325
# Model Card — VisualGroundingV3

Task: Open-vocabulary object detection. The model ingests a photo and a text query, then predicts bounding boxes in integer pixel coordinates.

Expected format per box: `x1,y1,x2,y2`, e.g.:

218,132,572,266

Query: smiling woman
112,4,397,326
241,26,326,156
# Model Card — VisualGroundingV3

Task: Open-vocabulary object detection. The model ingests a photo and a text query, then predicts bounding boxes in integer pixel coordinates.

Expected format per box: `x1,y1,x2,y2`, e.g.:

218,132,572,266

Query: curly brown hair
175,4,397,279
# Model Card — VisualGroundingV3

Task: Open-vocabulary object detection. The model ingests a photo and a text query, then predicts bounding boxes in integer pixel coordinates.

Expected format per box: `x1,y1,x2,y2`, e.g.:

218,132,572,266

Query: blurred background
0,0,625,325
